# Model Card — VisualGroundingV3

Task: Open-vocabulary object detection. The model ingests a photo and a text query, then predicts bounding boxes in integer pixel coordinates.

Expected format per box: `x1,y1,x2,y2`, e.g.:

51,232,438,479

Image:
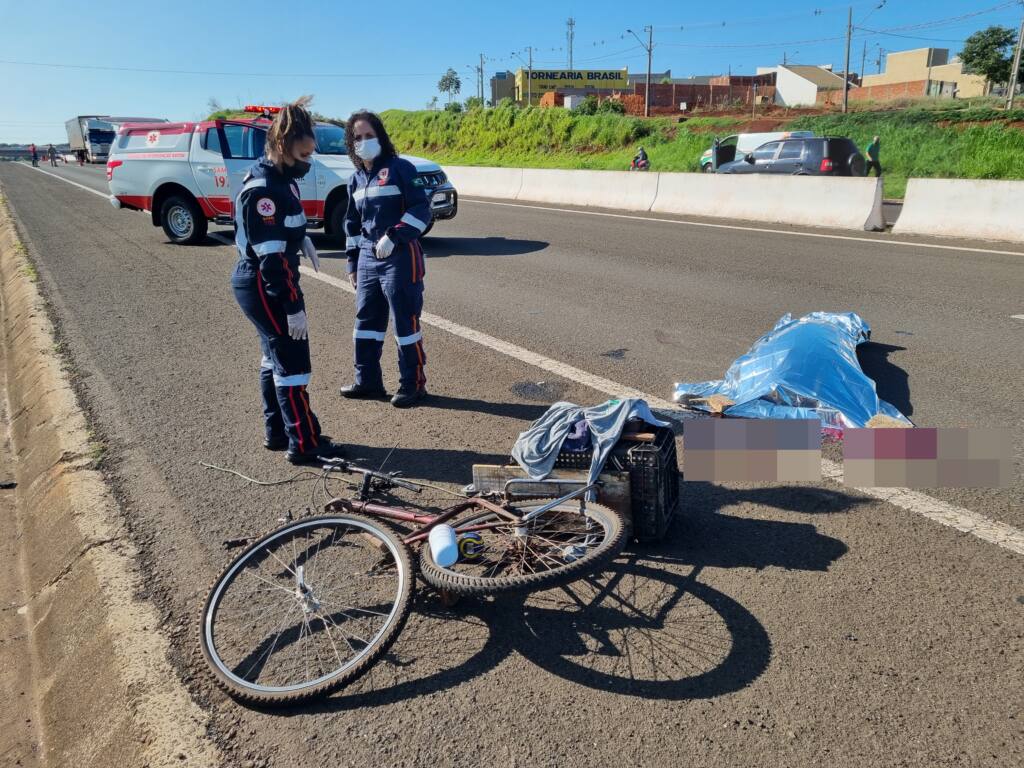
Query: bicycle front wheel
419,500,626,596
200,513,413,706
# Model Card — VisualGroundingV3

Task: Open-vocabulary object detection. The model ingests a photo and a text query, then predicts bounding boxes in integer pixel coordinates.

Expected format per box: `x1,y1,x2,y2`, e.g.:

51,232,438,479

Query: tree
960,25,1021,85
207,97,223,114
598,98,626,114
444,101,464,114
426,96,439,111
438,68,462,103
464,96,484,110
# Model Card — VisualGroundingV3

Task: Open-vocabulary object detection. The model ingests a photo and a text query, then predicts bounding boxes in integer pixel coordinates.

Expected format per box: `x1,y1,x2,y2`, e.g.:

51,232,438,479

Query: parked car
716,136,867,176
107,112,457,245
700,131,814,173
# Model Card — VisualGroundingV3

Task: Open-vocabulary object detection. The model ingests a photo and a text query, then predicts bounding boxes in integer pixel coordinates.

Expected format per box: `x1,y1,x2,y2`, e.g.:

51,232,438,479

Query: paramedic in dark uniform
340,111,431,408
231,97,341,464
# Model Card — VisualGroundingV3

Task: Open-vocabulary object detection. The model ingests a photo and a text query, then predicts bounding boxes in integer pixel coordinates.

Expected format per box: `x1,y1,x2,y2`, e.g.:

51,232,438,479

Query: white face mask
355,137,381,161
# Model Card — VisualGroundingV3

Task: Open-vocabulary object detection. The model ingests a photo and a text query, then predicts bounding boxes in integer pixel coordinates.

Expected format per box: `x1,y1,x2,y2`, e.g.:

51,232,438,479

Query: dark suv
717,136,866,176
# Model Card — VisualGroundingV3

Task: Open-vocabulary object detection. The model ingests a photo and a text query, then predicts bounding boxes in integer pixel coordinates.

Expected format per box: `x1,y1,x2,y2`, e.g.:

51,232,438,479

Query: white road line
18,165,1024,555
1012,315,1024,321
18,163,111,199
463,198,1024,258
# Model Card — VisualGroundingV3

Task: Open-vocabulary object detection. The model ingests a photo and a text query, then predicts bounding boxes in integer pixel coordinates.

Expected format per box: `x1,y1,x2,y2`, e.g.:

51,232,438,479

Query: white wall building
760,65,849,106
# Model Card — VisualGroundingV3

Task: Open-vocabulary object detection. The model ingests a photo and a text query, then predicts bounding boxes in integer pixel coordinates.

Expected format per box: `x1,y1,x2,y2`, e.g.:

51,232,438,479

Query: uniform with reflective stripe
344,154,430,392
231,156,322,453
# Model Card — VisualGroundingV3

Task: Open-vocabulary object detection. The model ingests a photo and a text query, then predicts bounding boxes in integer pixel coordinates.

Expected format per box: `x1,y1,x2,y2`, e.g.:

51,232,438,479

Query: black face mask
283,159,311,179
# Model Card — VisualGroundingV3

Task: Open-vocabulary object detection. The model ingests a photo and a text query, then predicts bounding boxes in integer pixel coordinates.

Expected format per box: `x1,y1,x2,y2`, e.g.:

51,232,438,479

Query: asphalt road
2,161,1022,768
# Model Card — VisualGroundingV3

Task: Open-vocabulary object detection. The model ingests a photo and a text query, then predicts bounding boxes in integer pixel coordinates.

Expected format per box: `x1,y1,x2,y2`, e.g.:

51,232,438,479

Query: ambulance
107,107,458,245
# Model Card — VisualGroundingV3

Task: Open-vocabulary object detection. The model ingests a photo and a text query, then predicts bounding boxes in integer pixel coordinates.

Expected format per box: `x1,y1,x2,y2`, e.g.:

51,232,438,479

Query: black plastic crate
554,425,680,542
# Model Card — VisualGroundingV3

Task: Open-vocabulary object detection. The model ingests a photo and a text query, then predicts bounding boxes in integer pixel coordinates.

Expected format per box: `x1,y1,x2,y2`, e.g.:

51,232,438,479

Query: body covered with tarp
673,312,911,433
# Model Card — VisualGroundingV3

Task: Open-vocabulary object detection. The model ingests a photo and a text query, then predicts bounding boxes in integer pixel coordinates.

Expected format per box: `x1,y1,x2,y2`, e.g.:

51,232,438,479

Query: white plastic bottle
428,524,459,567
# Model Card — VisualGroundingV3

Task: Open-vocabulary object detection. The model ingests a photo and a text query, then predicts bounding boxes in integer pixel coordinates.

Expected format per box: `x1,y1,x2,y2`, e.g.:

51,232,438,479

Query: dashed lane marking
20,165,1024,557
462,198,1024,259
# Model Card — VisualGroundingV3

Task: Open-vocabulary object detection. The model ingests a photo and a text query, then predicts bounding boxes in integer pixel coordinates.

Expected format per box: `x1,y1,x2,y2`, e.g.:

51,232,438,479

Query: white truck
65,116,118,163
107,113,458,245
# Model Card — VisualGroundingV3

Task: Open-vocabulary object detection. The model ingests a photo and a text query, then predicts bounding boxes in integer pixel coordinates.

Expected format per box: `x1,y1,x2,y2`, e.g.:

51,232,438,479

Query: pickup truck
107,116,458,245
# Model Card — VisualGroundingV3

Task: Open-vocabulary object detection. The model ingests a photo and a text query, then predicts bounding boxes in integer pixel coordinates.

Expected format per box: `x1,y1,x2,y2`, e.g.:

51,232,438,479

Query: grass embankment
382,102,1024,199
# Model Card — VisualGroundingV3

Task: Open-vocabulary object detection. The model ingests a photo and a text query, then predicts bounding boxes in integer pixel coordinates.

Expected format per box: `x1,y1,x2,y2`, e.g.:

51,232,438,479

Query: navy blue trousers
232,266,321,453
353,241,427,392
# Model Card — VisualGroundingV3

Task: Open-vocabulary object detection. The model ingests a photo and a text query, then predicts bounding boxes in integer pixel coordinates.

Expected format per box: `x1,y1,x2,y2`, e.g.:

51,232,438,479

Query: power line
0,59,444,78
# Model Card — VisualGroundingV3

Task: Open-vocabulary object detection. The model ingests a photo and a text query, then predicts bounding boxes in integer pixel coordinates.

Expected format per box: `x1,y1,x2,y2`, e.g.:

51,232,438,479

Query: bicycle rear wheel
200,513,413,706
419,500,626,596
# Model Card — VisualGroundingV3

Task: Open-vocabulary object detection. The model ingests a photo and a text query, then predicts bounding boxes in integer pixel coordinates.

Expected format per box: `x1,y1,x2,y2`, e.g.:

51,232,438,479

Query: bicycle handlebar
325,460,422,493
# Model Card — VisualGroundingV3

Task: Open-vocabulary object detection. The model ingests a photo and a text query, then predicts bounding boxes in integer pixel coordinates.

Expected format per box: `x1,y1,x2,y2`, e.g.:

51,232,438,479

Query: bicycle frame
324,482,602,548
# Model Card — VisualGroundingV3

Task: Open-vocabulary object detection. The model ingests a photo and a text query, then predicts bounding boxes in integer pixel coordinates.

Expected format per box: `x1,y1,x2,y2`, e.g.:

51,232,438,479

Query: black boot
391,387,427,409
264,435,288,451
286,438,346,466
339,383,388,400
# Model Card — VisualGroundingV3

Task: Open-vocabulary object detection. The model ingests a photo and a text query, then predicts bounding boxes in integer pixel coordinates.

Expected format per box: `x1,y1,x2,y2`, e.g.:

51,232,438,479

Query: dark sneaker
339,383,388,400
391,388,427,409
264,435,288,451
286,439,346,466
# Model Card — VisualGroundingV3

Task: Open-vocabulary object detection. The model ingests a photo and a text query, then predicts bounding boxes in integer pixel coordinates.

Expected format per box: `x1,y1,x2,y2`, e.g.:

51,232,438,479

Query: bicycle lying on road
199,459,626,706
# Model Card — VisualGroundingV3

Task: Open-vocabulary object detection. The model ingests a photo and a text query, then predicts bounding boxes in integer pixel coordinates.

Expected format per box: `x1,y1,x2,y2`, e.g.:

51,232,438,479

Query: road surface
1,160,1021,768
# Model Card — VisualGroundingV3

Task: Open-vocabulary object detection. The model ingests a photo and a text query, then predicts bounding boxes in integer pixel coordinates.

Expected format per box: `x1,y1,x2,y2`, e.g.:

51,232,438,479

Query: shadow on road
857,341,913,417
283,481,857,712
420,394,550,422
422,235,548,258
342,445,511,485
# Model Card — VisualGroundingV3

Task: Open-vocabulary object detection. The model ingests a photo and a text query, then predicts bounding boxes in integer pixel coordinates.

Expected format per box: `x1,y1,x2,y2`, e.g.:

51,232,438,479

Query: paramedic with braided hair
230,97,342,465
339,110,431,409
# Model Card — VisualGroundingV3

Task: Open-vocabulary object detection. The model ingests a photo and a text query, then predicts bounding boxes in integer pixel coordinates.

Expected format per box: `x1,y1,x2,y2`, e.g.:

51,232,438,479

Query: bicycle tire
419,500,626,597
199,513,414,706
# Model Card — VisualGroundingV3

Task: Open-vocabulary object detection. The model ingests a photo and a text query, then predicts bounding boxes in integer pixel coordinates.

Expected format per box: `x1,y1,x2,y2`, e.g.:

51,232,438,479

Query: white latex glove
374,234,395,260
286,311,308,341
301,236,320,272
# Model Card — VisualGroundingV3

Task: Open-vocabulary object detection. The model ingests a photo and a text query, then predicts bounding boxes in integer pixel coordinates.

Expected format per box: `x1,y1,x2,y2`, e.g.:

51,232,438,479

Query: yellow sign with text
515,68,628,98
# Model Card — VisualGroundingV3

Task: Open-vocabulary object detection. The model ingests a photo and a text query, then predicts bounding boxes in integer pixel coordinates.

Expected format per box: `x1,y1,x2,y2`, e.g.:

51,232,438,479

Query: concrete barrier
443,166,523,199
894,179,1024,243
516,168,660,211
651,173,885,232
0,195,221,766
444,164,885,232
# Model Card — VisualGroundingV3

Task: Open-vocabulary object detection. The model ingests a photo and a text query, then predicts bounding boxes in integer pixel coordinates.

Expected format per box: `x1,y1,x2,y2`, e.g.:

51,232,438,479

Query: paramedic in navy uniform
340,111,431,408
231,97,342,464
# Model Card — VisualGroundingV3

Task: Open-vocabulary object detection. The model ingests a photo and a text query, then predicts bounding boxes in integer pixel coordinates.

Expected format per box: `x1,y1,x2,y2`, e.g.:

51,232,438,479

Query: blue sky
3,0,1022,143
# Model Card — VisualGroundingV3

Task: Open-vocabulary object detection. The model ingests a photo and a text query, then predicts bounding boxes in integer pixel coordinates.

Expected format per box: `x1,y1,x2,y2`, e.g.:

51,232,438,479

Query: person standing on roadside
47,144,58,167
231,96,343,465
340,111,431,409
29,143,38,167
866,135,882,177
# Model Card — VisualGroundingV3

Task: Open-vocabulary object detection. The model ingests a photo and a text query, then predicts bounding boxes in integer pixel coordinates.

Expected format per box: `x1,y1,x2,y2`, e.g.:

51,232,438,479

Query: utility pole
567,17,575,70
860,40,867,86
1008,11,1024,110
627,26,654,117
842,6,852,113
645,26,653,117
479,53,485,102
528,46,533,105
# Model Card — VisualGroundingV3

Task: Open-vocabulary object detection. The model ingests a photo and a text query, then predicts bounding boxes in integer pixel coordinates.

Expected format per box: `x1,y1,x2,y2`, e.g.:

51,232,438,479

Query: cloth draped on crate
511,399,669,497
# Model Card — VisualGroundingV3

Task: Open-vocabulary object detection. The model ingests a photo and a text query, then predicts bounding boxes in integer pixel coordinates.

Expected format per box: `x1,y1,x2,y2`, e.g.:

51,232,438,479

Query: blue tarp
673,312,912,433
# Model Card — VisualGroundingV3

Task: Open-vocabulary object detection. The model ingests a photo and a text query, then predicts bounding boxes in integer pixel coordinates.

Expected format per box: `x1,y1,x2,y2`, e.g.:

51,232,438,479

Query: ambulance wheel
703,164,715,173
161,194,207,245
